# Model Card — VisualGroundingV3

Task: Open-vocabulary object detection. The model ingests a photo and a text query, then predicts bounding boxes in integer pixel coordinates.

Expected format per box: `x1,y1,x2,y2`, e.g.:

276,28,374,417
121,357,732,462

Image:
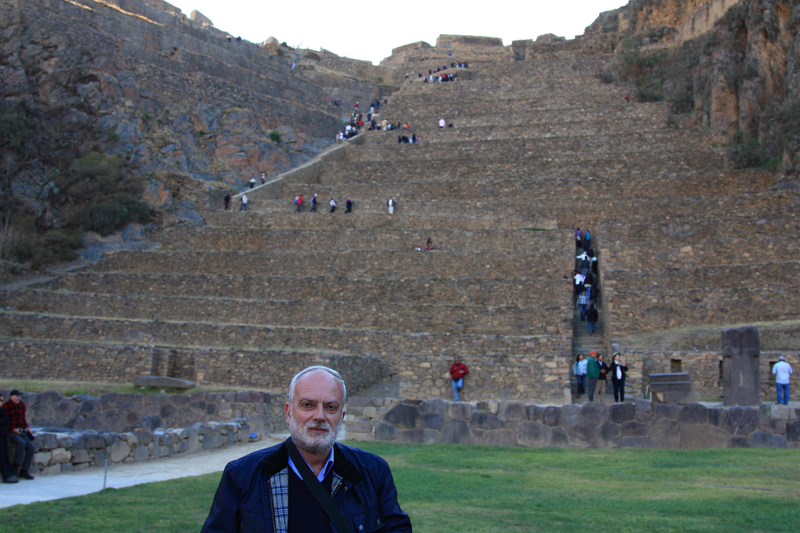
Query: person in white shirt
772,356,793,405
438,118,446,128
239,193,248,212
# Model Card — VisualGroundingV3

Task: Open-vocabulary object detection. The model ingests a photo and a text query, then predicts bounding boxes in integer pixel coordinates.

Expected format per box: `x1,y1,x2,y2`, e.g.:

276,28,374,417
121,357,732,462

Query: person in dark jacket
586,303,599,335
610,353,629,403
2,390,34,480
0,392,19,483
201,366,412,533
597,354,609,402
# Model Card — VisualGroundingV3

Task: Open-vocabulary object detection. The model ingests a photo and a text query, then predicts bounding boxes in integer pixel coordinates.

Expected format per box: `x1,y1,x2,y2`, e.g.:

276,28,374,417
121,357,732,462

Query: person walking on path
449,357,469,402
329,197,337,213
249,176,256,189
223,194,231,211
577,289,590,322
295,194,303,213
597,353,609,402
345,198,353,213
310,193,318,212
574,354,587,397
2,390,35,480
586,351,600,401
773,356,793,404
586,303,599,335
239,193,248,212
575,227,582,248
610,353,628,403
387,197,396,214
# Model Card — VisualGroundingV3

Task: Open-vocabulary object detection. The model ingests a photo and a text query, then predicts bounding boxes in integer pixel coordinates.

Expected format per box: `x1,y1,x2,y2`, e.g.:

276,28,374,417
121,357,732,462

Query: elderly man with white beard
202,366,412,533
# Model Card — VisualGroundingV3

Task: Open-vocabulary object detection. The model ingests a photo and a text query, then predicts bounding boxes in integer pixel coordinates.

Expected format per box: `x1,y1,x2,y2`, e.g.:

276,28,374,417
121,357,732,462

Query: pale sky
165,0,627,65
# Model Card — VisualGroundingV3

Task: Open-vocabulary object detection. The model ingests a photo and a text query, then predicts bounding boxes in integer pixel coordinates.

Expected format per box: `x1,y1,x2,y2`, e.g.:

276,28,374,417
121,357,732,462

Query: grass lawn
1,443,798,532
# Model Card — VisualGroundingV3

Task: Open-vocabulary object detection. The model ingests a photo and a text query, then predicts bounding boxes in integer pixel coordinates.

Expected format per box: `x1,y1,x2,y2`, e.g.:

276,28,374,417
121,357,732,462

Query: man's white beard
289,411,341,455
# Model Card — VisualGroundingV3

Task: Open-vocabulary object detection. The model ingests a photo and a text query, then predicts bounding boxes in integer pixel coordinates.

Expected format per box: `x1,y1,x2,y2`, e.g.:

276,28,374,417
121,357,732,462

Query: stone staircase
2,44,795,404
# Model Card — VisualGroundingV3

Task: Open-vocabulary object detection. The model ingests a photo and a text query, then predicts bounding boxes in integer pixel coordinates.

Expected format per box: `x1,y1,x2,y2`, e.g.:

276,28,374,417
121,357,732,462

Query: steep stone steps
0,289,562,336
47,272,564,307
91,248,571,279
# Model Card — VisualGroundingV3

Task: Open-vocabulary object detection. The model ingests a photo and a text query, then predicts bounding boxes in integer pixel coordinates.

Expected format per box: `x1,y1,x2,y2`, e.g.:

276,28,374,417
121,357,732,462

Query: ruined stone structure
2,0,800,411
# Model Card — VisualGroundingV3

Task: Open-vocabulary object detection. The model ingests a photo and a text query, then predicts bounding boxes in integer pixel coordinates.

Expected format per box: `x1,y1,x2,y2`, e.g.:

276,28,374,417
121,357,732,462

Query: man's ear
284,402,291,424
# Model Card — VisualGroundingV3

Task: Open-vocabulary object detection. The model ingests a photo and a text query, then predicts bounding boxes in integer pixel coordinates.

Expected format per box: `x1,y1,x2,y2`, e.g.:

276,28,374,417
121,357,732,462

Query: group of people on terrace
284,194,398,214
405,61,469,84
573,227,599,334
574,352,628,403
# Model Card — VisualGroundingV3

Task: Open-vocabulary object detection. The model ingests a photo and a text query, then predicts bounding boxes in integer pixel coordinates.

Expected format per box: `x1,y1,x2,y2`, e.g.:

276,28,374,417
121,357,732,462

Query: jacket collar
263,438,364,486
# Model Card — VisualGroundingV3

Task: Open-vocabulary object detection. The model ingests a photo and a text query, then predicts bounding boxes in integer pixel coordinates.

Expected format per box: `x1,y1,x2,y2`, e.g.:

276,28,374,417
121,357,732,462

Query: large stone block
418,399,447,415
677,404,709,425
580,402,609,424
550,427,570,447
110,439,131,462
558,405,581,429
727,436,751,448
71,449,90,464
759,419,785,435
652,402,680,419
99,393,119,410
51,448,71,464
446,402,473,420
649,418,681,449
620,436,651,448
436,420,476,445
526,405,543,421
787,421,800,442
541,406,561,427
511,421,552,447
621,421,650,437
596,421,621,448
680,425,728,449
609,403,635,423
478,429,518,447
708,408,725,427
723,407,759,436
383,404,419,429
497,401,525,422
635,399,652,413
421,414,445,430
139,415,165,432
396,428,438,444
470,412,504,430
721,327,761,407
52,400,79,422
375,424,397,441
751,431,787,449
568,421,597,446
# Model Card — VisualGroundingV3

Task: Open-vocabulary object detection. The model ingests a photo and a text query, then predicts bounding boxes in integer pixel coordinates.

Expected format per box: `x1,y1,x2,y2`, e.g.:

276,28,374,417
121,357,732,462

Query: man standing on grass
202,366,412,533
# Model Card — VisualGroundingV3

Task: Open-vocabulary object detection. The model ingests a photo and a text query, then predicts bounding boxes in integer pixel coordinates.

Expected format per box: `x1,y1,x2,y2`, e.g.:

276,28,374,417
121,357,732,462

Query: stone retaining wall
346,398,800,449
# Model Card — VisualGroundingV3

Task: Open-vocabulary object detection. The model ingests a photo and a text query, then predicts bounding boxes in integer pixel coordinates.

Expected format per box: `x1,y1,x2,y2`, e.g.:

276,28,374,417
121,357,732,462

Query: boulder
470,412,505,430
421,414,445,430
512,421,552,447
579,401,609,424
419,399,447,415
677,403,709,425
649,418,681,449
396,428,438,445
478,429,518,447
383,404,419,429
680,425,728,449
558,405,581,428
596,421,621,448
497,401,526,422
723,407,759,436
621,421,650,437
751,431,787,449
375,424,398,441
436,420,476,445
568,421,597,446
550,427,570,447
609,403,635,423
133,376,195,389
445,402,473,420
541,406,561,427
526,405,543,421
652,402,680,419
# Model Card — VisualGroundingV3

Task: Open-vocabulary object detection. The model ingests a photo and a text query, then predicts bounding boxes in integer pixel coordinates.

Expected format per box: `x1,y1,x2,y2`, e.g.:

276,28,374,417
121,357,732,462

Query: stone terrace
2,44,796,404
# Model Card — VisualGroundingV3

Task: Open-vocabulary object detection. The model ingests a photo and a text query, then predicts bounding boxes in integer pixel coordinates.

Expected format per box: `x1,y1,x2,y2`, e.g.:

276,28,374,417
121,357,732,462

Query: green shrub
78,195,152,236
269,130,282,143
637,86,664,102
595,70,615,84
727,131,776,169
0,109,30,151
109,132,120,143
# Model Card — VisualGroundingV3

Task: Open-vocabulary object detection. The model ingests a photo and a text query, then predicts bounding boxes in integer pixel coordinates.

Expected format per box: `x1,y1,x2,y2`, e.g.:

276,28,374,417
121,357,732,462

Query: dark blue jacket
202,439,412,533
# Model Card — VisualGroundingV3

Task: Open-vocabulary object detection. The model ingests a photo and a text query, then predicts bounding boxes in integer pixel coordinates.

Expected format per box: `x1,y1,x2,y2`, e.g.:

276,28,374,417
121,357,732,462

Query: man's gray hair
779,356,787,361
288,366,347,406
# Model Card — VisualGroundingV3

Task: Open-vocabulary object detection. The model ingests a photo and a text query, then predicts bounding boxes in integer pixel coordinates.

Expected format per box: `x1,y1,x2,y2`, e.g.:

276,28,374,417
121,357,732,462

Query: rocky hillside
0,0,386,272
585,0,800,181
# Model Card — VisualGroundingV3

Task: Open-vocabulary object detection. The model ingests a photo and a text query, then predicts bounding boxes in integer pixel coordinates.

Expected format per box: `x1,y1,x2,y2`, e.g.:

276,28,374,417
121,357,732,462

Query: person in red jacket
449,357,469,402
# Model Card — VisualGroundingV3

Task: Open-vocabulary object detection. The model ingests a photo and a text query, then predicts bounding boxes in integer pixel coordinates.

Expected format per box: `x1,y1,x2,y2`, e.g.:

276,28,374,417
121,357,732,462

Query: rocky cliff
584,0,800,181
0,0,386,272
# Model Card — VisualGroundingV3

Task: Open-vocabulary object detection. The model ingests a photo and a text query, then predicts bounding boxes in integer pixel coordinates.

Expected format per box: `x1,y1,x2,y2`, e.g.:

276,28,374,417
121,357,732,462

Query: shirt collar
288,445,335,482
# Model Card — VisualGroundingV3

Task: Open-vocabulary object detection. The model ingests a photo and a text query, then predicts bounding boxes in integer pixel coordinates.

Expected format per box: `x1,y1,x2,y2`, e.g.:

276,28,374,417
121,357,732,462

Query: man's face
10,395,21,405
285,371,345,456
